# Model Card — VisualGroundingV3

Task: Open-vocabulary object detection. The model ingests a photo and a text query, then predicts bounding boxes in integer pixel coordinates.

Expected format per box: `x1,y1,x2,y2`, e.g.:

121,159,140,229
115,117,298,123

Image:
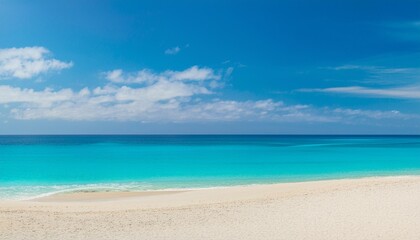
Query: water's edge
2,135,420,200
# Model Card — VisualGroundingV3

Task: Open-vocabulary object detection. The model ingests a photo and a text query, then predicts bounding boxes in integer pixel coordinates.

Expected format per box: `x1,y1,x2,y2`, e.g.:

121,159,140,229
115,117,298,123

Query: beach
2,0,420,238
2,176,420,240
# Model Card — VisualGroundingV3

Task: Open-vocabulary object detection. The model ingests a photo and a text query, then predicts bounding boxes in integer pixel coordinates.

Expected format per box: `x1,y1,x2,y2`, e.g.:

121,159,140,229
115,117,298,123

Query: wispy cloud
0,47,72,79
330,64,419,75
331,108,408,120
164,46,181,55
311,62,420,99
385,21,420,41
105,66,221,84
300,85,420,99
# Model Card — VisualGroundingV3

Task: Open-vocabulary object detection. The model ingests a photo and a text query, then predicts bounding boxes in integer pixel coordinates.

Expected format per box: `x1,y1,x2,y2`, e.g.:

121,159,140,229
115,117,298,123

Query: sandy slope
1,176,420,240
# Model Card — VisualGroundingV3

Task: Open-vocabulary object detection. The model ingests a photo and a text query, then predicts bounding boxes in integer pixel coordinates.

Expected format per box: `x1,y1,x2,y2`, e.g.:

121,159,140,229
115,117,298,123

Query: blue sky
0,0,420,134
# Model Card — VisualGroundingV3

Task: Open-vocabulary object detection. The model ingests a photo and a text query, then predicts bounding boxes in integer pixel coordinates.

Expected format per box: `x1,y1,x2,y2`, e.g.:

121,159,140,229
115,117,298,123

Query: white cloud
331,108,408,120
0,47,72,79
0,63,414,124
164,46,181,55
313,62,420,99
105,66,221,84
0,82,412,124
0,63,219,121
0,85,284,122
326,64,420,86
0,85,75,107
300,85,420,99
104,69,158,84
0,83,293,121
330,65,419,75
168,66,219,81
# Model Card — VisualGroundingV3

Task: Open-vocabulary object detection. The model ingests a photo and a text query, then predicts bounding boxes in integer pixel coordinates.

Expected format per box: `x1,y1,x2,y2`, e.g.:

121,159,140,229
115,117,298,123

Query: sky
0,0,420,134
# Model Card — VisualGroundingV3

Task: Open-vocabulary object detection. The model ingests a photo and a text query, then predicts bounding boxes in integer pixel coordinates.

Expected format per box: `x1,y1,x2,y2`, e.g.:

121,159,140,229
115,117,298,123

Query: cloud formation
331,108,407,120
0,61,413,124
0,82,410,123
0,47,72,79
300,85,420,99
0,65,243,121
331,65,414,74
164,46,181,55
105,66,221,84
0,84,292,122
335,64,420,74
305,63,420,99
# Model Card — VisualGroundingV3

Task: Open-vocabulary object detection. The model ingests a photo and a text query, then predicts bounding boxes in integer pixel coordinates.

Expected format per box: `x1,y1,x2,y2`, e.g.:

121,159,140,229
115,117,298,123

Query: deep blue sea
1,135,420,200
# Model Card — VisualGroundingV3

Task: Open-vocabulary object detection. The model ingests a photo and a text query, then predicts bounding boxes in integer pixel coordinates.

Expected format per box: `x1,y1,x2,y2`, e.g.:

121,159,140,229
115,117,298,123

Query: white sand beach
2,176,420,240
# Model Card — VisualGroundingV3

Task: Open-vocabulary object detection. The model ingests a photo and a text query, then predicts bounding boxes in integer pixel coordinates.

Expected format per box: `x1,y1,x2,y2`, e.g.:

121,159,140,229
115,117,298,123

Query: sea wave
0,181,239,201
0,182,156,200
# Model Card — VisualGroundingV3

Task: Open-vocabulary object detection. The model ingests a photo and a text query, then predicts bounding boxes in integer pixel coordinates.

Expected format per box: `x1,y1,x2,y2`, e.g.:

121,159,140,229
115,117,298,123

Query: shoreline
2,175,420,207
28,174,420,202
2,175,420,239
4,172,420,202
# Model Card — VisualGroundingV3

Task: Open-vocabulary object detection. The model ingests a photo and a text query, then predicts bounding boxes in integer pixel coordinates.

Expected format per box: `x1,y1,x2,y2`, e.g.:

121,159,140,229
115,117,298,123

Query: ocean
1,135,420,200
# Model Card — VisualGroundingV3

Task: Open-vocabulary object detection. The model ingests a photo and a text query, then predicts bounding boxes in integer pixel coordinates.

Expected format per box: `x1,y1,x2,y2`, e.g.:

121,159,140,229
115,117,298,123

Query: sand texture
1,176,420,240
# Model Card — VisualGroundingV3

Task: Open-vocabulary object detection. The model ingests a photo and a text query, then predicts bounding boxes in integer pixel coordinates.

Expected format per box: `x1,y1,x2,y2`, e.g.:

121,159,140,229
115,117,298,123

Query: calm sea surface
1,135,420,199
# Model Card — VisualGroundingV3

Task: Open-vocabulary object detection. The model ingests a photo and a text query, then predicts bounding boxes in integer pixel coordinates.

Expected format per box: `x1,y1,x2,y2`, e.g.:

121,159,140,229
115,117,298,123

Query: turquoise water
1,135,420,200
